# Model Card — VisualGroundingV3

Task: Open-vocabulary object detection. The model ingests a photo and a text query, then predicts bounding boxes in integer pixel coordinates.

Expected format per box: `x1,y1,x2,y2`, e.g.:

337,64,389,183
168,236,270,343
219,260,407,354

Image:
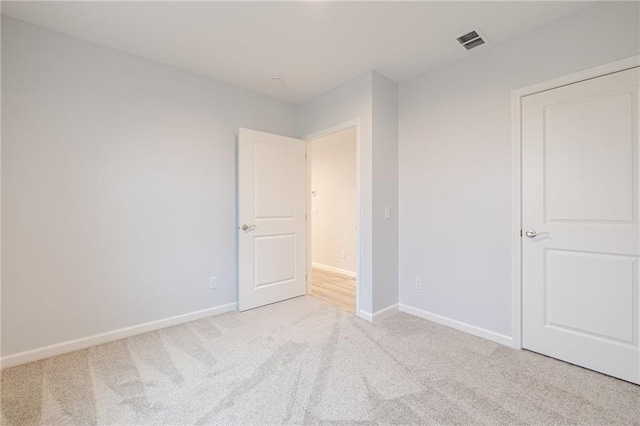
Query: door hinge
520,229,523,237
305,213,307,221
305,274,307,282
305,153,307,160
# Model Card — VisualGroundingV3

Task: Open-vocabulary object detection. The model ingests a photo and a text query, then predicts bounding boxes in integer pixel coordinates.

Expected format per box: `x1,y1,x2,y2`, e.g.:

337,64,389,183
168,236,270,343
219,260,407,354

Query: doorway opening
306,126,358,313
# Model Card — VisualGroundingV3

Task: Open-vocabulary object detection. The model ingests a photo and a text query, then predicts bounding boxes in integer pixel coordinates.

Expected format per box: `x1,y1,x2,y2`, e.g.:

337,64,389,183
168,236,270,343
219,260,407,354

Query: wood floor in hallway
310,267,356,313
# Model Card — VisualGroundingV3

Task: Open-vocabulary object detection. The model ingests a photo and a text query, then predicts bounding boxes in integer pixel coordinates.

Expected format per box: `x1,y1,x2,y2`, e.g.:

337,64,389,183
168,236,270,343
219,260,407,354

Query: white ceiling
2,1,590,103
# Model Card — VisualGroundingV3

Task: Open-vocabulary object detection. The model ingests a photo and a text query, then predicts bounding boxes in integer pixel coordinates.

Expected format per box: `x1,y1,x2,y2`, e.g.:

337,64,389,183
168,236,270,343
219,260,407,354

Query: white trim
510,55,640,350
399,304,513,347
311,262,356,278
372,303,399,322
511,87,523,350
1,302,238,369
305,119,362,318
304,119,361,143
513,56,640,100
357,310,373,322
357,303,399,323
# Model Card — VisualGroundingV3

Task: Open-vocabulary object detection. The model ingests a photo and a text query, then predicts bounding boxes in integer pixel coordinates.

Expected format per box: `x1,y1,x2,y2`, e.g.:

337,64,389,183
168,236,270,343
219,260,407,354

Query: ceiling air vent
457,30,486,50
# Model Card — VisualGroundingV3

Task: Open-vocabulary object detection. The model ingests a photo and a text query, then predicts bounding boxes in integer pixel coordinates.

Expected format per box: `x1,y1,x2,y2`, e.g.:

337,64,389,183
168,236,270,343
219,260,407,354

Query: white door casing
238,128,307,311
522,67,640,384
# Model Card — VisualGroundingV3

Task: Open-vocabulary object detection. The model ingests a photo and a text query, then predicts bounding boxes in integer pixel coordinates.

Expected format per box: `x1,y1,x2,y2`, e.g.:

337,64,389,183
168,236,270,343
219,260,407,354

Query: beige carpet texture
1,296,639,425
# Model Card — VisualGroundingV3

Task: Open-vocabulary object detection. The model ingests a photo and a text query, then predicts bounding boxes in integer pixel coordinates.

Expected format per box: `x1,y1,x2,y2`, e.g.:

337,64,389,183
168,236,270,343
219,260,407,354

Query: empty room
1,1,639,425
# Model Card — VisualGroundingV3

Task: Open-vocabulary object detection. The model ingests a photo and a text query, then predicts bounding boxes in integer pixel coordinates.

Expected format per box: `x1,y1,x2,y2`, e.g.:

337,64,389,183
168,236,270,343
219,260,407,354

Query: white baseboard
398,304,513,347
1,302,238,369
357,303,399,323
312,262,356,278
357,310,373,322
373,303,399,321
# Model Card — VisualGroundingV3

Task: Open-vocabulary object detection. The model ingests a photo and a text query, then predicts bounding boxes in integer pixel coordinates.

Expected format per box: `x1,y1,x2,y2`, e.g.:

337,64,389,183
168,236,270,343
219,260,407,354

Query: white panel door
522,67,640,384
238,128,307,311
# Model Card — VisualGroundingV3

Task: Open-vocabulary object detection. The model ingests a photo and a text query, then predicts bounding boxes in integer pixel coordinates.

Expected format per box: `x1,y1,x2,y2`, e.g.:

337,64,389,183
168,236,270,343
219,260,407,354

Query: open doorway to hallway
308,127,357,313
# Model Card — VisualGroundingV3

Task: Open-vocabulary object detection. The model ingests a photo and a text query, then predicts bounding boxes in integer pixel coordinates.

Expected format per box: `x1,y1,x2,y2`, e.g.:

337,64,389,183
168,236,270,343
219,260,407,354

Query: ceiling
2,1,590,103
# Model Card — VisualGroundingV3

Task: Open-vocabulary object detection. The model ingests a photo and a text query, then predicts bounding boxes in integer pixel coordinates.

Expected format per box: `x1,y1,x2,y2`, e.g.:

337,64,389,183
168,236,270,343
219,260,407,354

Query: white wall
398,1,640,338
298,72,374,316
372,72,399,312
310,128,357,274
1,17,298,356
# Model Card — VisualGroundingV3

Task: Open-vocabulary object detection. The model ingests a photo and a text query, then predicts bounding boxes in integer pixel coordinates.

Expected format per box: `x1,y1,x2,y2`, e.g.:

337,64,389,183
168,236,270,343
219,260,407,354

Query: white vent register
457,30,486,50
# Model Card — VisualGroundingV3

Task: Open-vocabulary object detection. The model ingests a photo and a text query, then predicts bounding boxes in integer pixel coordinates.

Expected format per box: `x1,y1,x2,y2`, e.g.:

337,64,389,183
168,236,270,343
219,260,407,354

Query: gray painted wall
398,1,640,337
297,71,374,316
3,1,636,357
372,72,399,312
1,17,298,356
298,71,401,317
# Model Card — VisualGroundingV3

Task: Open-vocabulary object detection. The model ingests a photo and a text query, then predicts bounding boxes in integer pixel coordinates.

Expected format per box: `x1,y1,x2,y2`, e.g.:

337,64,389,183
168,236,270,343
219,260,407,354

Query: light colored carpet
1,296,639,425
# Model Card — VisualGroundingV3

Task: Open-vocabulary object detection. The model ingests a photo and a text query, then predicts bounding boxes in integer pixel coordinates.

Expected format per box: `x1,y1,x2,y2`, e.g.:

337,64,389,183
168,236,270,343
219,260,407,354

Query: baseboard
357,303,399,323
1,302,238,369
357,310,373,322
373,303,399,321
312,262,356,278
398,304,513,347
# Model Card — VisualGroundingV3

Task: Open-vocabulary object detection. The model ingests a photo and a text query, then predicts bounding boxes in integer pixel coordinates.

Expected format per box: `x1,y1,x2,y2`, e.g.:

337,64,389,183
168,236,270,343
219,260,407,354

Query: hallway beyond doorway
310,267,356,313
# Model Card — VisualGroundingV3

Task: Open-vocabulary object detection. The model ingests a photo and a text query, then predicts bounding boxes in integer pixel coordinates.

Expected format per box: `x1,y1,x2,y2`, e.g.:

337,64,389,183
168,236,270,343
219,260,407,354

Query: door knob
525,229,537,238
241,224,255,232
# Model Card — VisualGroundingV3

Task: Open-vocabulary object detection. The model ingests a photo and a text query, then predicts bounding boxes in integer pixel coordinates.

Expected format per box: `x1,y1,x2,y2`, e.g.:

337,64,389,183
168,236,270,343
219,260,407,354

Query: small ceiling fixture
456,29,486,51
271,76,284,86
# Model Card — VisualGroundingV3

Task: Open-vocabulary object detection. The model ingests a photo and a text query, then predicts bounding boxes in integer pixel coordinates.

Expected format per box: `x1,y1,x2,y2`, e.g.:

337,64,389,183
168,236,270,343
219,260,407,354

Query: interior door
522,67,640,384
238,128,307,311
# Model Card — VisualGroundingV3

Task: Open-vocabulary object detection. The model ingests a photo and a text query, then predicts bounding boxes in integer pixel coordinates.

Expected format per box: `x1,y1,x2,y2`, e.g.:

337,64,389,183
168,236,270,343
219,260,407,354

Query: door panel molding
238,128,307,311
511,55,640,351
517,61,639,383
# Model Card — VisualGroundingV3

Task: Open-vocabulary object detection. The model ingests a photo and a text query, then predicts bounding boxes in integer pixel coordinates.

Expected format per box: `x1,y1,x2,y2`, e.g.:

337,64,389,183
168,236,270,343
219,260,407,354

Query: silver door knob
525,229,537,238
241,224,255,232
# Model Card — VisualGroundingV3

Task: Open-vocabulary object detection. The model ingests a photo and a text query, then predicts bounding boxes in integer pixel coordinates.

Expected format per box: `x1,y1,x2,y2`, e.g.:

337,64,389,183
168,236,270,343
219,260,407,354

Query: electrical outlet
210,276,218,289
384,207,391,220
340,250,345,259
415,277,422,290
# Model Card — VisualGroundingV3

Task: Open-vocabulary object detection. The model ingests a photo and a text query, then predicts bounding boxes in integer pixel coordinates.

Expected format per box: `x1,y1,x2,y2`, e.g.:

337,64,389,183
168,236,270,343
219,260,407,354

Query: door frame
304,119,361,315
510,55,640,350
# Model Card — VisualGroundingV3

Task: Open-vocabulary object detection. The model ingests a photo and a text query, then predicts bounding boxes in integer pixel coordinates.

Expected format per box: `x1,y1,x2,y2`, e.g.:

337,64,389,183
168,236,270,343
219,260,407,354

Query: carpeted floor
1,296,639,425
